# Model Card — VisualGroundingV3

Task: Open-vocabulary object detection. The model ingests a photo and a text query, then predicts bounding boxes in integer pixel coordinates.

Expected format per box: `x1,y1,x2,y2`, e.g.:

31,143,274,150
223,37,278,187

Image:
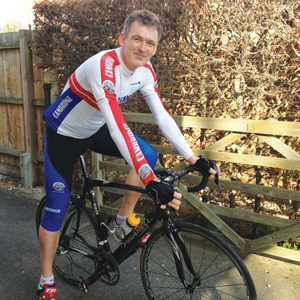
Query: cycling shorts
41,125,158,232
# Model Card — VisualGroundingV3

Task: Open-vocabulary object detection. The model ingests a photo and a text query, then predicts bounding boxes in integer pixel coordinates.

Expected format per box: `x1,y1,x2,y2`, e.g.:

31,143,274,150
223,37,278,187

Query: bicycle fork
163,220,201,293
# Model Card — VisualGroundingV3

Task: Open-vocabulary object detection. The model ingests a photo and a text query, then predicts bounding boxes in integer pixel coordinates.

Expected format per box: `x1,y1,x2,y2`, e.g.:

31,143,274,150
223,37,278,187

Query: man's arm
97,98,156,185
146,96,220,176
145,95,194,160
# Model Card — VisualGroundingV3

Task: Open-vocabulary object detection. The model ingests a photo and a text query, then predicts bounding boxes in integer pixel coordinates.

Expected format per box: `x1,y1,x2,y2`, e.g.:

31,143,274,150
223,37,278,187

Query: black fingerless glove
193,157,212,174
146,180,175,205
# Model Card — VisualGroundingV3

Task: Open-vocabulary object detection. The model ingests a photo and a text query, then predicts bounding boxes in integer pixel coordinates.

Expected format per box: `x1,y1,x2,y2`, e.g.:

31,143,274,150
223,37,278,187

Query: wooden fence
0,30,46,187
99,113,300,258
1,30,300,259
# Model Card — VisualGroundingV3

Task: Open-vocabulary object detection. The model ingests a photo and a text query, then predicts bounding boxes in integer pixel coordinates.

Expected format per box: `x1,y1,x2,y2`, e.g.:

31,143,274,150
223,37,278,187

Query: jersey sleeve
93,51,156,185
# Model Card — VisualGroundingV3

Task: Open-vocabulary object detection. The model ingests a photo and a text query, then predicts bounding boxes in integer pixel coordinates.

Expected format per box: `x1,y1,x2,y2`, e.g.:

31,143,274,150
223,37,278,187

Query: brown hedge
33,0,300,121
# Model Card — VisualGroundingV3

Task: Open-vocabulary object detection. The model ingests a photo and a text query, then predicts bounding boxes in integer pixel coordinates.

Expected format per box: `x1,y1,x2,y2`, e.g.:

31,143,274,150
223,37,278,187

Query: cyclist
37,9,220,300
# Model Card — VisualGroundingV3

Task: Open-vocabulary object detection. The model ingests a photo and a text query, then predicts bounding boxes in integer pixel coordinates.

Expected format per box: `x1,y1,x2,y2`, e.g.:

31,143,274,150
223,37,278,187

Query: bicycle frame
64,155,200,290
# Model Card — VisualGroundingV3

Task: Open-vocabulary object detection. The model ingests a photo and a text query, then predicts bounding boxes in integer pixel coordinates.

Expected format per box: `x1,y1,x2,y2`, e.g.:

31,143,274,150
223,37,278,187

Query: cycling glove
146,180,176,205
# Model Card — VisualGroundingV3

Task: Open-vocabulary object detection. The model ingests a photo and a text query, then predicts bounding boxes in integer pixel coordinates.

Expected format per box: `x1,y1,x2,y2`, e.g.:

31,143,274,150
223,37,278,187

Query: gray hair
123,10,162,40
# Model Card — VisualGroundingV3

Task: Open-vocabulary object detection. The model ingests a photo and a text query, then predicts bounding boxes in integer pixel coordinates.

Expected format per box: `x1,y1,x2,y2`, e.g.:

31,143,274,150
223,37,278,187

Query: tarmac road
0,181,299,300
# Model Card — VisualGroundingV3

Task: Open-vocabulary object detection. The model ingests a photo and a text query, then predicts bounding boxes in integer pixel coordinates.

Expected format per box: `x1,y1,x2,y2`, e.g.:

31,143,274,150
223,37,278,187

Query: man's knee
40,192,70,232
144,144,158,169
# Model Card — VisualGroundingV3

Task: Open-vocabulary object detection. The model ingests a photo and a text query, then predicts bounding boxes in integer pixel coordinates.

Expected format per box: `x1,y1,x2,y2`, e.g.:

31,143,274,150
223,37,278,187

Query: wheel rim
142,226,253,299
53,207,99,285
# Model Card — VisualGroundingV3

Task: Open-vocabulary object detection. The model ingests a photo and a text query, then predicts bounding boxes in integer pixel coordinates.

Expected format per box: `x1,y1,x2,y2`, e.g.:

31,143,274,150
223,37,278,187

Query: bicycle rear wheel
141,222,256,300
36,195,76,236
36,196,101,286
55,203,102,286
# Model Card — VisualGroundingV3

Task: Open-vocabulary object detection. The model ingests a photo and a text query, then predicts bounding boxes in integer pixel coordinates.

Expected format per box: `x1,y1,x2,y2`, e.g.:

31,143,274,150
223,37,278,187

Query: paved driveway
0,181,299,300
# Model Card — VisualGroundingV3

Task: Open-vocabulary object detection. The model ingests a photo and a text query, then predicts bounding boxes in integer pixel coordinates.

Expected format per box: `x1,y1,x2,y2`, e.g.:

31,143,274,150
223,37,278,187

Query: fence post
43,83,52,108
92,153,103,207
19,30,38,187
20,152,32,188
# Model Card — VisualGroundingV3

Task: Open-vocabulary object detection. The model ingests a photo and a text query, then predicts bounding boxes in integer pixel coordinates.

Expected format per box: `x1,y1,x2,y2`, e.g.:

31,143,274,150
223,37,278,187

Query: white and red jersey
43,47,194,184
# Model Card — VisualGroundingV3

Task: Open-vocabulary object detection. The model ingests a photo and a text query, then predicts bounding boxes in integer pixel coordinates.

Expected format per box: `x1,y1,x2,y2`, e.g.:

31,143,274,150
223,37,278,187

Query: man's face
119,20,159,72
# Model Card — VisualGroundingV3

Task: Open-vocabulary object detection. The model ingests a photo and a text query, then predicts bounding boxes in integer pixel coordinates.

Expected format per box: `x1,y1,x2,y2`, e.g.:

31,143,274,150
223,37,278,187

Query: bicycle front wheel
141,222,256,300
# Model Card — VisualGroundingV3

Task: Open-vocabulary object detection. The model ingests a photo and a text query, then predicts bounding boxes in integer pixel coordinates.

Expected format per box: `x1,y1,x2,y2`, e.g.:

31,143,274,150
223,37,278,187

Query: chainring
95,251,120,286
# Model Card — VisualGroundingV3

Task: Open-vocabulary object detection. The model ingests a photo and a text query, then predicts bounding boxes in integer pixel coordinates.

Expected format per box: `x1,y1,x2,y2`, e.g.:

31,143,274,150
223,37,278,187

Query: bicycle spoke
37,198,101,287
141,224,256,300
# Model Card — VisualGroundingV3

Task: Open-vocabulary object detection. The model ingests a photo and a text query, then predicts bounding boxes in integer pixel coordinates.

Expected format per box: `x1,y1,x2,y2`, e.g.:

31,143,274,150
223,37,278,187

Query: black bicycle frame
73,155,200,289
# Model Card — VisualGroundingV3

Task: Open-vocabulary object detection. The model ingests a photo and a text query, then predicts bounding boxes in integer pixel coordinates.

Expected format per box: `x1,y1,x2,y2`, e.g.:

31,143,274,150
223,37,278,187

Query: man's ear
119,32,125,47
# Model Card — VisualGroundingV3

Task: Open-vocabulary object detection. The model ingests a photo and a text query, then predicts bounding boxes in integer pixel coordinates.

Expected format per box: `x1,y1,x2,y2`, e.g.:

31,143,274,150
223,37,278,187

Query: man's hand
146,179,182,210
189,155,221,179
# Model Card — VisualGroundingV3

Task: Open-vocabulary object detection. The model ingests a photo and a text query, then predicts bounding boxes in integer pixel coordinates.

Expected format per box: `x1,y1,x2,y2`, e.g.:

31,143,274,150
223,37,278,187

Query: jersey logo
53,95,73,119
118,95,131,104
138,164,152,180
103,80,115,94
130,82,141,86
104,56,115,78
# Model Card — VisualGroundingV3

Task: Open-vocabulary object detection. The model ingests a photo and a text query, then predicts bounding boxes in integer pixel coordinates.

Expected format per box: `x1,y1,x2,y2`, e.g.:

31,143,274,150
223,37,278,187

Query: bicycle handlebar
187,161,222,192
145,162,221,219
154,161,222,193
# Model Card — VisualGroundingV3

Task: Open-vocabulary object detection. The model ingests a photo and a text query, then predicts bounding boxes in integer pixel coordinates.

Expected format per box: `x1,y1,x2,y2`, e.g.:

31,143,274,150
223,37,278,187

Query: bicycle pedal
79,280,88,294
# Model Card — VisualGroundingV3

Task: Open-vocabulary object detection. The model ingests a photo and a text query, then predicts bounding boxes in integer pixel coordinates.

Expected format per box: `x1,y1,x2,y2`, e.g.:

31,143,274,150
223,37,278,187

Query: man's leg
38,127,94,296
119,168,144,216
89,124,157,217
116,168,150,246
39,227,60,278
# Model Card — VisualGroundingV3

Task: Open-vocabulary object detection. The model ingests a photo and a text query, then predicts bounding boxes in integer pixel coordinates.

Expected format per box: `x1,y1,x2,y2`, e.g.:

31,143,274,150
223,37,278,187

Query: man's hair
123,10,162,40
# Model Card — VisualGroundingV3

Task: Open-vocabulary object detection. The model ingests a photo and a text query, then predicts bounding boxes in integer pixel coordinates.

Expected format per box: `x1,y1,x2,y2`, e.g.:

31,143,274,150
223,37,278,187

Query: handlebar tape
187,161,222,192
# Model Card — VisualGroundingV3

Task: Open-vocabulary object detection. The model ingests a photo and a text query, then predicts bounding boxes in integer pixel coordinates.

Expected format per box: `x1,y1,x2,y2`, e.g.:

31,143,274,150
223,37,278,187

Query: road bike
36,155,257,299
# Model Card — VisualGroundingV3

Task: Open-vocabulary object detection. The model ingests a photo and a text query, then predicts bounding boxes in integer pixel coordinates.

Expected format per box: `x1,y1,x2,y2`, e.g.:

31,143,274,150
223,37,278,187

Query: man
37,9,219,300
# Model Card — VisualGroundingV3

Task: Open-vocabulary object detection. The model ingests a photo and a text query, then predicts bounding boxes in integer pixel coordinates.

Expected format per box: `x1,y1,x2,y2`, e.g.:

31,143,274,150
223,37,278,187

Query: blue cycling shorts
41,125,158,232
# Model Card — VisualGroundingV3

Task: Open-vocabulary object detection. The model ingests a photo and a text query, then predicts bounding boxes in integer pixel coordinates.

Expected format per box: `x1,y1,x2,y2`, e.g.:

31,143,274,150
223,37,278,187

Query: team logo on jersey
103,80,115,94
118,95,131,104
53,182,65,192
130,82,141,86
138,164,152,180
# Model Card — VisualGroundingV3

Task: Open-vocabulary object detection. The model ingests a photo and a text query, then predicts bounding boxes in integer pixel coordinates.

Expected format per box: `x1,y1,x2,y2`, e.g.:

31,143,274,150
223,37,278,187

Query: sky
0,0,35,30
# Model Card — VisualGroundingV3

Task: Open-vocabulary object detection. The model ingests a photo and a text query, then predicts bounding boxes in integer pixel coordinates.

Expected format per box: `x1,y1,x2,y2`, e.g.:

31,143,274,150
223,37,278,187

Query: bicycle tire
141,222,257,300
36,196,101,286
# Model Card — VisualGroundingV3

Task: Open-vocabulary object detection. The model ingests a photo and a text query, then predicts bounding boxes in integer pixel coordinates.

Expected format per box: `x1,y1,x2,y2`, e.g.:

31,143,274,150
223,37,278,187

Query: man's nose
139,41,147,52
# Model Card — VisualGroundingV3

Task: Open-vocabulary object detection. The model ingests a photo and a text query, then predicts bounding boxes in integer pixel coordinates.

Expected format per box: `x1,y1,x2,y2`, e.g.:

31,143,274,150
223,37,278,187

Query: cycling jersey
43,47,194,185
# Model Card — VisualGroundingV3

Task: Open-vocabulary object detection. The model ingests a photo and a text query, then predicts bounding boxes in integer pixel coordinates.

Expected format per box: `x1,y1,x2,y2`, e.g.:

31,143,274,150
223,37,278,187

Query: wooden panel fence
0,31,45,187
0,31,300,259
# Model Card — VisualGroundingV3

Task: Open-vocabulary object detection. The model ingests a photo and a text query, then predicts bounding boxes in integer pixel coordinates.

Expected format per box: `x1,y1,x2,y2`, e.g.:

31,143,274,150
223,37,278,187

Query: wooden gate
98,112,300,257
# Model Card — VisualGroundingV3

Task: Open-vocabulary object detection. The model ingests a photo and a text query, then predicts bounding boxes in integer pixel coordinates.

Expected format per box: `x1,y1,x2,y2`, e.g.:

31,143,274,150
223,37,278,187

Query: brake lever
211,161,222,190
